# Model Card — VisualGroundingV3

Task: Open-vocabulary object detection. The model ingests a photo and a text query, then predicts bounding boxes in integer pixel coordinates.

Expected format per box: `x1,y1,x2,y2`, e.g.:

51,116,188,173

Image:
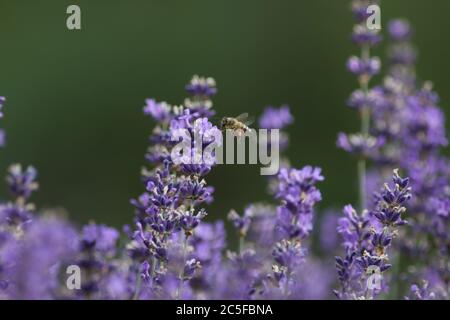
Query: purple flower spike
6,164,39,200
372,169,411,227
228,208,253,237
337,132,384,157
276,166,324,239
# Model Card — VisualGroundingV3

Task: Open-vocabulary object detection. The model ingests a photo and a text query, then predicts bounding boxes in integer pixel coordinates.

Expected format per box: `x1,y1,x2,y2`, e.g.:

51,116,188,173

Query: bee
219,113,254,135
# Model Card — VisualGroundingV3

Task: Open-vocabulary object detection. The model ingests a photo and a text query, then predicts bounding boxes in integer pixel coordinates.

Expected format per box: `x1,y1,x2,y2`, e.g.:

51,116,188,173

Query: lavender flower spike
6,164,39,201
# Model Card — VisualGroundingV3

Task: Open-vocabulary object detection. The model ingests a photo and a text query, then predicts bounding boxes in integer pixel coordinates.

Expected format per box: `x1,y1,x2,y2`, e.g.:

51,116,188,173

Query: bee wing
235,113,254,126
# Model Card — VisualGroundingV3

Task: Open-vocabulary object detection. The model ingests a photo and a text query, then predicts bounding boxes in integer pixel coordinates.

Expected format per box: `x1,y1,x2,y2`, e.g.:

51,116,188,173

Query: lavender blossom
335,170,412,299
339,0,383,215
129,76,221,299
275,166,323,240
6,164,38,201
347,56,381,77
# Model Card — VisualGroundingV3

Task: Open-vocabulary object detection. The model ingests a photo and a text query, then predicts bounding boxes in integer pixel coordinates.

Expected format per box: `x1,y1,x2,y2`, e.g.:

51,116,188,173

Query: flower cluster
335,170,411,299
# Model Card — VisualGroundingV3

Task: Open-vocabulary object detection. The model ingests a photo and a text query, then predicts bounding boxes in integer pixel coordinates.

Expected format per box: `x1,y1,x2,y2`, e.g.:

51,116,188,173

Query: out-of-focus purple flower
182,259,201,281
77,223,122,299
320,210,340,253
212,250,263,299
245,204,277,248
347,89,372,109
0,203,32,227
388,19,412,42
388,45,417,66
228,208,252,238
0,217,78,299
190,221,225,269
403,88,448,149
352,25,382,46
185,75,217,98
81,224,119,254
258,105,293,153
144,99,171,122
337,132,384,157
406,282,436,300
347,56,381,77
6,164,38,201
351,0,380,23
258,105,293,130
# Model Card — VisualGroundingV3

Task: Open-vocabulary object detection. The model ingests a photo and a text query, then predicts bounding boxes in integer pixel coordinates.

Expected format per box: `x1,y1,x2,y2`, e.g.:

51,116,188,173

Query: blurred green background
0,0,449,228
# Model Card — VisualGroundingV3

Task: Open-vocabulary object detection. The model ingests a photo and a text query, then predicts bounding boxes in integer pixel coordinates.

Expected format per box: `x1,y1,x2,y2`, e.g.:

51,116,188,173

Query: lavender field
0,0,448,300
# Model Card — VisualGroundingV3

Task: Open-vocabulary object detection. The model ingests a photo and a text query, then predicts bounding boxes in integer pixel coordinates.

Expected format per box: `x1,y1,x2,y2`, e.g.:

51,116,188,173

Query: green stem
358,45,371,212
358,158,367,212
239,236,245,255
132,271,142,300
389,251,401,299
176,234,189,300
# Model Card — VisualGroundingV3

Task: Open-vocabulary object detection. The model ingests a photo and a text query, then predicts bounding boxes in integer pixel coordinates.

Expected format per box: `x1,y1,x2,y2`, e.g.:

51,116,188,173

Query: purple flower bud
347,56,381,77
388,19,412,42
228,208,252,237
144,99,171,122
185,75,217,98
337,132,384,157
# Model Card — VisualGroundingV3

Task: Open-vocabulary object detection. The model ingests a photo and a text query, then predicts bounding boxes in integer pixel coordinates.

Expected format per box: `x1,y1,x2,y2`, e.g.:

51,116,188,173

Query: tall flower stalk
339,0,382,211
128,76,220,299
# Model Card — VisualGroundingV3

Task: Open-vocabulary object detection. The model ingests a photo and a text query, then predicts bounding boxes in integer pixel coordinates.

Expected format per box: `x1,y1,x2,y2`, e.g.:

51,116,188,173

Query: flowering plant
0,0,448,300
